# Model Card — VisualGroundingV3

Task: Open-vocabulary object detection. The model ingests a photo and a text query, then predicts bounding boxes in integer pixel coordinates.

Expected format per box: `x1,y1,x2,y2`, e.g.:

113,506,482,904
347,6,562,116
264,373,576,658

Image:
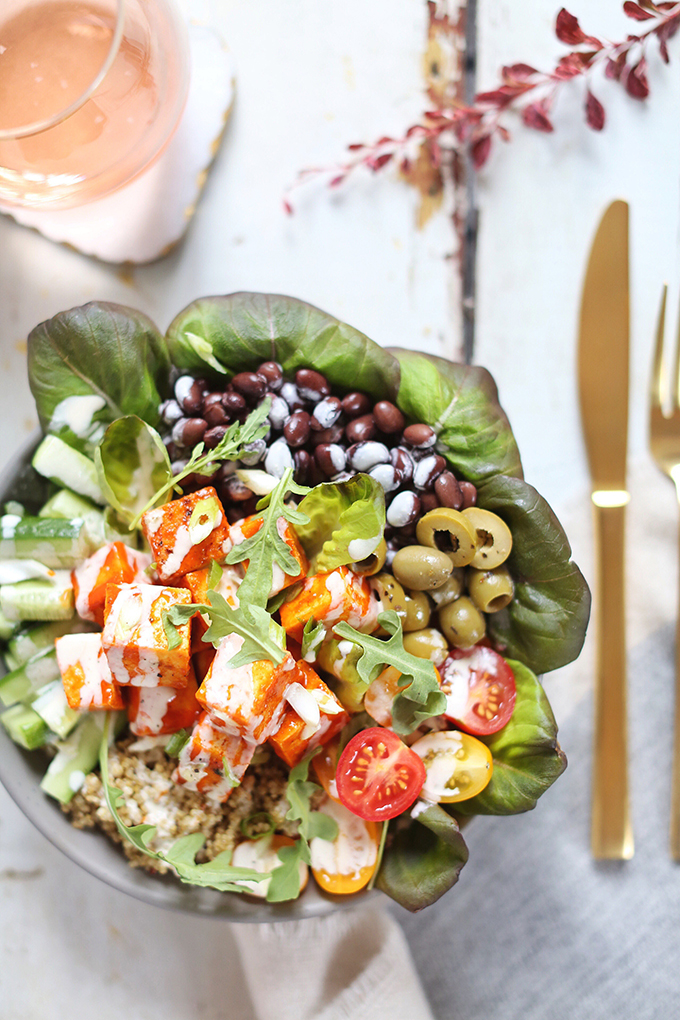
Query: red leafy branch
285,1,680,210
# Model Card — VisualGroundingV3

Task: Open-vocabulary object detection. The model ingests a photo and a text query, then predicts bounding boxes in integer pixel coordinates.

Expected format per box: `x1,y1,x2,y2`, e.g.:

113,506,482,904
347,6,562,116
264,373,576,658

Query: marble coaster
0,22,235,265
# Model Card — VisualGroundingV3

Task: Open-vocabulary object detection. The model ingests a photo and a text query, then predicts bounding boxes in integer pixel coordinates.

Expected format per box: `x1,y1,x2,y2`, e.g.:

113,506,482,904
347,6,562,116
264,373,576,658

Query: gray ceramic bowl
0,435,375,920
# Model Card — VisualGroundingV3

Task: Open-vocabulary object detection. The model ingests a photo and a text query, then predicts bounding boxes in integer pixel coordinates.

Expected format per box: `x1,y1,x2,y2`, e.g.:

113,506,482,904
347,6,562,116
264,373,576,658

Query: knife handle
591,500,634,860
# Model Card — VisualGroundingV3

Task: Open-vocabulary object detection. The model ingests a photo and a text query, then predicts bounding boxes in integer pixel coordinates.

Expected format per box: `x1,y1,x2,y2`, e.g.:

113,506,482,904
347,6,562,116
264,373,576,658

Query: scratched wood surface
1,1,680,1017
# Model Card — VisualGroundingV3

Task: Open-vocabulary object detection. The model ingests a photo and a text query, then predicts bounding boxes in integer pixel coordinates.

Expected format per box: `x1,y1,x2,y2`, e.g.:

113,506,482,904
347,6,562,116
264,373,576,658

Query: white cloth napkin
232,907,435,1020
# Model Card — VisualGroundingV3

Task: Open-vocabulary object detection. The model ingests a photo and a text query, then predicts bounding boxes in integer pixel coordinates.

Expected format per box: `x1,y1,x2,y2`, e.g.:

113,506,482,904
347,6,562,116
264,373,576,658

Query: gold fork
649,283,680,860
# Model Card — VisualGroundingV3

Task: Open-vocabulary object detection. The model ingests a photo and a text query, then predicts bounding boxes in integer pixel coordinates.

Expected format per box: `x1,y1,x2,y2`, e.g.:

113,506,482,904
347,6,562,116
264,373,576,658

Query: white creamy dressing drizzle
103,584,182,687
0,559,55,584
130,686,175,735
55,632,111,708
309,798,378,878
439,646,493,717
174,714,254,801
50,394,106,439
347,534,381,562
231,836,306,897
72,543,151,621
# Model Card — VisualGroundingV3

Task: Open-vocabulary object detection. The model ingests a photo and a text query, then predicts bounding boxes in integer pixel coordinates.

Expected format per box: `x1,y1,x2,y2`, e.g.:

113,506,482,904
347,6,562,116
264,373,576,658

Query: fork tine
651,283,668,410
673,288,680,411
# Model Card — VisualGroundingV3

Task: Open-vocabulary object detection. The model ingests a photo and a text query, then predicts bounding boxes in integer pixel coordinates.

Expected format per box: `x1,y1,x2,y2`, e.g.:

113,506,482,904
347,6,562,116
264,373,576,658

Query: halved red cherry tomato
335,726,426,821
438,646,516,736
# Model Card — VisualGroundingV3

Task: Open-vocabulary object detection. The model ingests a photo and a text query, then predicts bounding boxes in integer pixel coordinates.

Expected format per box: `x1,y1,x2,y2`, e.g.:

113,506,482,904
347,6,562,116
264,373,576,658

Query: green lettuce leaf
295,474,385,573
453,659,567,816
27,302,170,455
95,416,172,525
388,349,523,482
376,803,469,912
165,293,400,400
475,474,591,674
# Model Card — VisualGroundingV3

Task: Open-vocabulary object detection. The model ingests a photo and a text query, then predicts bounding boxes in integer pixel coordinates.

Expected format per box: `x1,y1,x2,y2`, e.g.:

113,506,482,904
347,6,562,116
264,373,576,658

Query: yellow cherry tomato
409,729,493,803
310,796,380,895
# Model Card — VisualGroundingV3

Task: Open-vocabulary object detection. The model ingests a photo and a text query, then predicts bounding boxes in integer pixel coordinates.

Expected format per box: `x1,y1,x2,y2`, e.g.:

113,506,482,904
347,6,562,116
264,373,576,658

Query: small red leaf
623,1,655,19
476,84,530,107
502,63,539,82
625,58,650,98
605,53,627,80
330,175,346,187
283,199,293,215
659,36,670,61
522,101,554,132
406,124,426,138
497,125,511,142
377,136,395,146
471,135,492,170
585,90,606,130
399,157,412,175
347,143,365,152
553,53,587,79
555,9,586,44
367,153,393,171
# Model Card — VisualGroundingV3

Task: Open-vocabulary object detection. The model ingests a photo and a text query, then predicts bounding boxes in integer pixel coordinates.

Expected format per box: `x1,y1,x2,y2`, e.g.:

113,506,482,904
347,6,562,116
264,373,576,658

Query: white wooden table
1,1,679,1016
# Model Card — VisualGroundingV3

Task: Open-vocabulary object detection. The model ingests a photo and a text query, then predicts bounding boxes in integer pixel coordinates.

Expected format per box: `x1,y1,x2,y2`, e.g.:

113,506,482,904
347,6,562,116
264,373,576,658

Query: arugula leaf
333,611,446,735
27,302,170,456
128,401,271,530
95,416,172,525
453,659,567,816
266,840,311,903
295,475,386,573
164,591,287,668
98,715,269,892
376,803,469,912
165,293,400,401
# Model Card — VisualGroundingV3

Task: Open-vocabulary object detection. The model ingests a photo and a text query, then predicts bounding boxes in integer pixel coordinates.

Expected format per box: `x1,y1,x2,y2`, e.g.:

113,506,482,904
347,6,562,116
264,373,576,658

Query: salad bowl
0,294,590,920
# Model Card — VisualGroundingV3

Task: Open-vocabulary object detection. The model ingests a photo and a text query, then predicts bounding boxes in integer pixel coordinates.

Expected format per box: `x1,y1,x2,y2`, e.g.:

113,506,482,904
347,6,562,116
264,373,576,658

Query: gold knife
577,199,634,860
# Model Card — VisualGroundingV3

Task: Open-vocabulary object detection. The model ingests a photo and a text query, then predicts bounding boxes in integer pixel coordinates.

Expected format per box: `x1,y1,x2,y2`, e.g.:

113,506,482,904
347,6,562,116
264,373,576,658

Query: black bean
459,480,477,509
311,396,342,431
284,410,312,447
315,443,347,477
204,426,227,449
347,441,390,472
257,362,283,391
161,399,183,425
434,471,463,509
310,424,344,447
294,449,312,484
172,417,207,448
345,414,376,444
341,391,372,418
373,400,405,434
296,368,330,401
267,393,290,430
386,491,421,528
224,475,254,502
402,423,436,449
419,492,440,514
204,402,228,427
232,372,267,399
413,454,446,490
174,377,204,416
223,391,246,413
391,446,414,486
280,381,306,411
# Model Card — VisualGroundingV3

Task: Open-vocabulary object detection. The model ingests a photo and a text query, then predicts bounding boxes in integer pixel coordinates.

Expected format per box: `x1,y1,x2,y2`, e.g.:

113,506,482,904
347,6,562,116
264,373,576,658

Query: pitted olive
370,572,408,623
402,589,431,631
402,627,449,665
415,508,478,567
392,545,453,591
461,507,513,569
352,538,387,576
438,596,486,647
428,567,465,609
467,565,515,613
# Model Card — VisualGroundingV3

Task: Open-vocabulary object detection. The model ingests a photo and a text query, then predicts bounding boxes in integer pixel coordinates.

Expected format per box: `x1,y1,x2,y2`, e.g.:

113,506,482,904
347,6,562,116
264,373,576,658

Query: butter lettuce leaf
377,803,469,912
95,415,172,525
295,474,385,573
165,293,400,400
475,474,591,674
453,659,567,816
388,349,523,482
27,302,170,455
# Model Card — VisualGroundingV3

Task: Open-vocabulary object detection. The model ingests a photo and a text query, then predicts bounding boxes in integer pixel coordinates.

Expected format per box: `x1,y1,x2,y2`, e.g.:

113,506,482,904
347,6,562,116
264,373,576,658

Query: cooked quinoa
63,738,306,875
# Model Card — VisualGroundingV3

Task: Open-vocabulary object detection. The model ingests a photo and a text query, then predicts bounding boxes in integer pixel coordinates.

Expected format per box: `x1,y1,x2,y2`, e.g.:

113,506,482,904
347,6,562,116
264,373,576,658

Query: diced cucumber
0,647,61,706
40,711,126,804
39,490,133,551
1,702,48,750
32,435,104,506
0,607,17,642
8,619,92,668
0,574,74,623
39,488,99,519
0,515,90,568
31,680,80,739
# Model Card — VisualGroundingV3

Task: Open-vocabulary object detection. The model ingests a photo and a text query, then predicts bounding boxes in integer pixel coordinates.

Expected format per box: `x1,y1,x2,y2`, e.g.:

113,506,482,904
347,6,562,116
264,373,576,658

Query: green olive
370,572,407,624
467,565,515,613
428,567,465,609
352,538,387,576
392,545,453,591
438,596,486,648
415,508,478,567
402,627,449,666
402,589,431,631
461,508,513,569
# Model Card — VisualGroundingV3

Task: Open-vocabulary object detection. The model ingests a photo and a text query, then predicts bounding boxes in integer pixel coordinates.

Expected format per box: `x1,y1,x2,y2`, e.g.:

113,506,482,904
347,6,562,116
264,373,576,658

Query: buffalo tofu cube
196,633,297,744
56,632,124,711
127,669,200,736
230,514,308,597
173,711,254,802
141,487,231,583
279,566,378,643
269,661,349,767
180,562,242,652
72,541,152,627
102,583,192,688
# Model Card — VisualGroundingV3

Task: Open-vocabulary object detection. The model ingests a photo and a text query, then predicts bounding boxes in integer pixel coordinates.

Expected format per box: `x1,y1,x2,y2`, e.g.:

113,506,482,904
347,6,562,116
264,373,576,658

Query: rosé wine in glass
0,0,189,208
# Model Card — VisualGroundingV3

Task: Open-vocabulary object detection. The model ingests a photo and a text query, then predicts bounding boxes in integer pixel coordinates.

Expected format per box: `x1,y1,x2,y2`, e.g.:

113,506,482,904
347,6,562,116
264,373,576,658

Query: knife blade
578,198,633,859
